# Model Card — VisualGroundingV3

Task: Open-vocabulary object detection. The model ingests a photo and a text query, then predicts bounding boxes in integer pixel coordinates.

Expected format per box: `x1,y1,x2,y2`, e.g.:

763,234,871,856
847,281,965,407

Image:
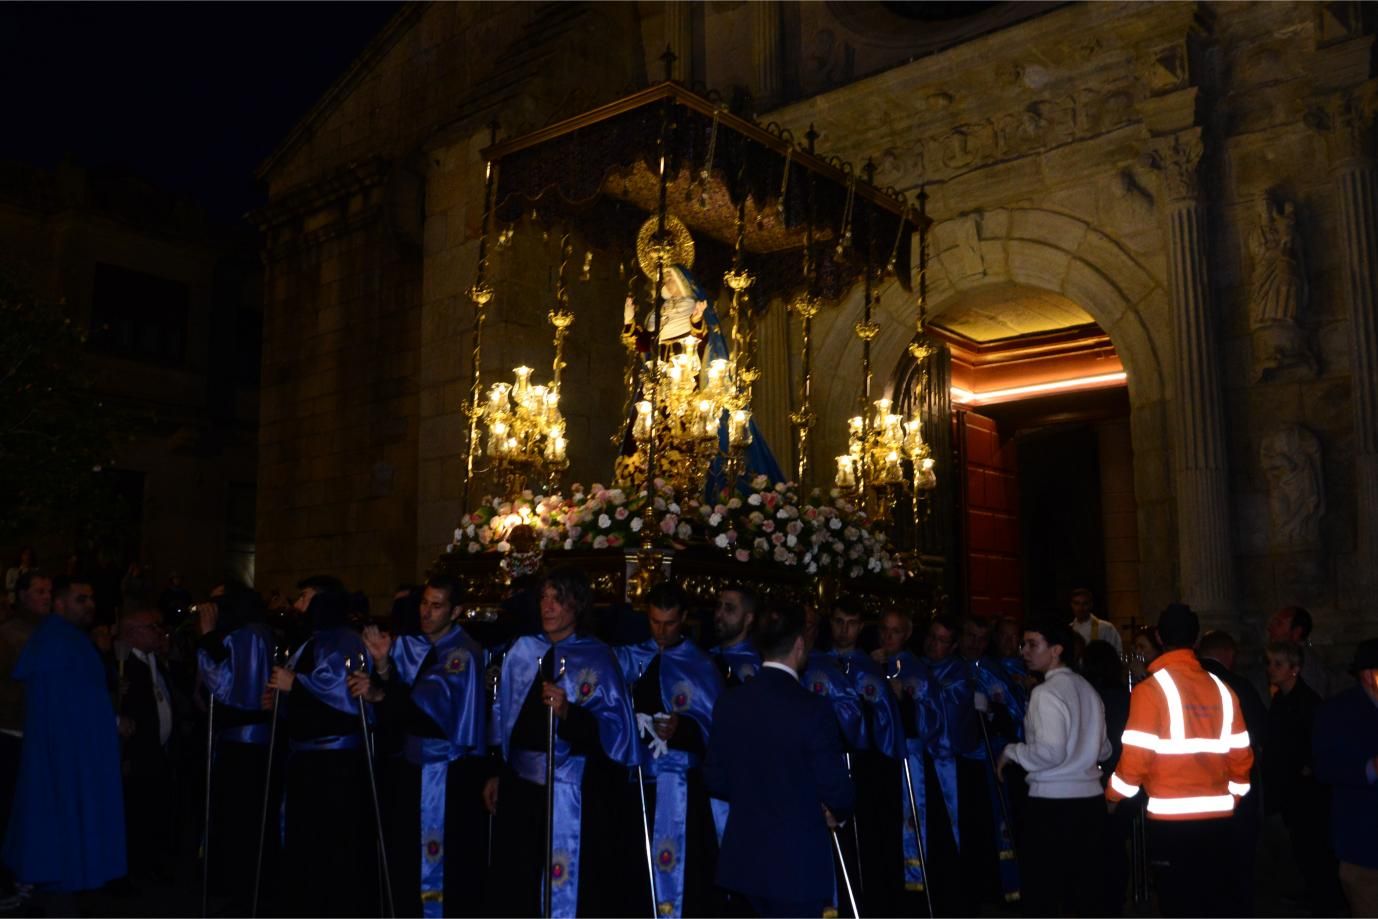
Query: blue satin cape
198,622,274,744
883,651,945,892
615,639,726,917
966,658,1023,901
390,627,486,917
495,634,638,918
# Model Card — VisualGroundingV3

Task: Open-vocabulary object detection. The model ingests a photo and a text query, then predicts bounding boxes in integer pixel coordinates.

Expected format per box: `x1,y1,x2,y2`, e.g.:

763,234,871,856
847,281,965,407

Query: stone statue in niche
1249,195,1317,380
1260,424,1325,549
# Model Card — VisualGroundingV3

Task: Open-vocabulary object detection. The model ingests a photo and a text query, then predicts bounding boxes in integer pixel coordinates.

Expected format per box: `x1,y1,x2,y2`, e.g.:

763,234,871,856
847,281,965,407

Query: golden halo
636,215,695,279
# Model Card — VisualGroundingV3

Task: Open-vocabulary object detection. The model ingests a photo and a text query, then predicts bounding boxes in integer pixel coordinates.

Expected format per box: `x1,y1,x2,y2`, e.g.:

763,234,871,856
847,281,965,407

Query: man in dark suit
117,604,177,881
705,602,855,918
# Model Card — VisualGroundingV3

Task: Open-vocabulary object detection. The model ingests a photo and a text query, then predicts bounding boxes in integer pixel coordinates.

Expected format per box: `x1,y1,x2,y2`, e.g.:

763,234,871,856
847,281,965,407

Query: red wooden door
957,411,1021,620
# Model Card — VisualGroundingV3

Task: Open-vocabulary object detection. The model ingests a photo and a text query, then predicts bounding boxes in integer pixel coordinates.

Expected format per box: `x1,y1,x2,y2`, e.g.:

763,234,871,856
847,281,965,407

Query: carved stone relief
872,82,1142,186
1260,425,1325,550
1143,129,1203,202
1249,194,1316,380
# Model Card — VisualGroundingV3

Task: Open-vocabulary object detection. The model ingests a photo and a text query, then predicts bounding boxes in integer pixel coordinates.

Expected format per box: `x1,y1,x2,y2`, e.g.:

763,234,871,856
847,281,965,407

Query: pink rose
734,549,750,562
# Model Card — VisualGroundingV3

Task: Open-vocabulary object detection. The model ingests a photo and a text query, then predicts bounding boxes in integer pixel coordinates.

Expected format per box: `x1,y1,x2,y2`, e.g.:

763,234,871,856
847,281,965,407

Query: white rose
593,535,609,549
829,518,842,530
786,534,798,548
630,516,644,532
806,562,818,574
747,494,762,506
564,538,575,550
676,522,692,540
598,513,612,529
468,542,482,553
709,513,722,527
668,502,681,515
714,533,729,548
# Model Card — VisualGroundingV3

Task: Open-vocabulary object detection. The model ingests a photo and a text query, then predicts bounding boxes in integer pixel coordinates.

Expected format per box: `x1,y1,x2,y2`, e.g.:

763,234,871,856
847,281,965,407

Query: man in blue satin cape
268,583,378,916
349,575,488,917
195,586,276,912
873,610,945,912
2,577,126,906
705,602,855,918
709,586,761,686
484,566,640,918
829,598,909,915
615,583,725,918
921,613,976,915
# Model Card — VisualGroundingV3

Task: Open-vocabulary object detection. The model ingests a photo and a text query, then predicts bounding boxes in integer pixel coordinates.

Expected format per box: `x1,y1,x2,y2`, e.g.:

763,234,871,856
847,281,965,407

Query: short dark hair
1081,639,1124,690
424,575,462,607
721,585,757,616
959,614,992,633
1026,615,1074,663
14,569,49,596
296,574,345,595
831,596,864,618
51,575,91,599
1070,587,1094,602
543,567,591,622
753,603,806,661
1266,640,1304,669
929,613,959,637
1198,630,1237,660
1158,603,1199,649
646,582,688,615
1281,606,1313,640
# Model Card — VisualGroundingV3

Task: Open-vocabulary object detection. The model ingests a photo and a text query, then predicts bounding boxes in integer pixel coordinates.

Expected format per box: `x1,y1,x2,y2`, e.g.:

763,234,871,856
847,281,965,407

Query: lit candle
873,398,892,430
698,399,717,438
633,401,653,441
545,433,567,462
488,382,511,412
512,366,533,395
835,454,856,488
883,449,902,482
729,409,752,447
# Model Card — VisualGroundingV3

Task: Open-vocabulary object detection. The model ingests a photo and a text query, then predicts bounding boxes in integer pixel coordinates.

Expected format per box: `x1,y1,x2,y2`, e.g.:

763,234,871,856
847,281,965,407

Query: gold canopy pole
855,161,879,508
789,124,821,488
462,121,500,513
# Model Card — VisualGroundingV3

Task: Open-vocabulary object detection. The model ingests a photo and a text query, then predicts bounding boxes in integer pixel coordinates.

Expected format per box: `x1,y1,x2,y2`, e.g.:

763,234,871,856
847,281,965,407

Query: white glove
973,691,990,713
635,712,669,759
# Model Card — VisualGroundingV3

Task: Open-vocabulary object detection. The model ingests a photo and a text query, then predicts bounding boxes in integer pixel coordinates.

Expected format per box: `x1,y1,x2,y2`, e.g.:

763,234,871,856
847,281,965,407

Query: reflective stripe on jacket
1105,648,1254,820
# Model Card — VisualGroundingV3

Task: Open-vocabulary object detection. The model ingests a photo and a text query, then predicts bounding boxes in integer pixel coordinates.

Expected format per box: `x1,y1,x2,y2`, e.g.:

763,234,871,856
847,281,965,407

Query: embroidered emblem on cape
860,674,883,700
423,832,444,862
735,662,757,681
669,680,693,712
805,670,829,695
443,647,471,674
655,838,678,872
574,668,598,701
551,852,572,886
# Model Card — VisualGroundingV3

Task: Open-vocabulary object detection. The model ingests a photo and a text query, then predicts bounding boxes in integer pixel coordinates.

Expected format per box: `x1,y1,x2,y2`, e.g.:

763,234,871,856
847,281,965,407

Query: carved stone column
752,0,783,110
1312,83,1378,599
664,1,692,83
1148,128,1236,615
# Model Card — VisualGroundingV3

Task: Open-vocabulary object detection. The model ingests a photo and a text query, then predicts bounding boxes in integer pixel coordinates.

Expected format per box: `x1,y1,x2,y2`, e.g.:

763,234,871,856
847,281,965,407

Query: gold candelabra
474,235,577,496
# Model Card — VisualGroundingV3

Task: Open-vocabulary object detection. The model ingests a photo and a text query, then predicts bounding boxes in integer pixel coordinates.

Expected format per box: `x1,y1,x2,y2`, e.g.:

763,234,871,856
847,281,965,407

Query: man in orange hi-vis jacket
1105,603,1254,917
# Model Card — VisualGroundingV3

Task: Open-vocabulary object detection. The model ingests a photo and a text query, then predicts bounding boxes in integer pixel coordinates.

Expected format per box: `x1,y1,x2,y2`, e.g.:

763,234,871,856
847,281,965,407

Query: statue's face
662,268,691,301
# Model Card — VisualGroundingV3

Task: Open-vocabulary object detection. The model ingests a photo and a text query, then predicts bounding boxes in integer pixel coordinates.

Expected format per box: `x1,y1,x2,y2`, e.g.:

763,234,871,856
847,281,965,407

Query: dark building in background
0,159,261,603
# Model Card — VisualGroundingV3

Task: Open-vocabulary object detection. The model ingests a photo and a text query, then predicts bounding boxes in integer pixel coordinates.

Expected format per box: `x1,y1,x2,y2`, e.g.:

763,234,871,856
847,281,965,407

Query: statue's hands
623,297,636,325
692,299,707,323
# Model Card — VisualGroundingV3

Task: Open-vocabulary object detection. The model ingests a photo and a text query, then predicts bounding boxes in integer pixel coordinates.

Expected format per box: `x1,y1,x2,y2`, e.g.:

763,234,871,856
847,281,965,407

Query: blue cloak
2,615,126,891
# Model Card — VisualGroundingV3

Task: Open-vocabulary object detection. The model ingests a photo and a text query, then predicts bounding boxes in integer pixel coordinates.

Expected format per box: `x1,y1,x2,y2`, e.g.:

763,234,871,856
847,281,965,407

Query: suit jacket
1313,686,1378,869
120,653,173,778
704,664,855,901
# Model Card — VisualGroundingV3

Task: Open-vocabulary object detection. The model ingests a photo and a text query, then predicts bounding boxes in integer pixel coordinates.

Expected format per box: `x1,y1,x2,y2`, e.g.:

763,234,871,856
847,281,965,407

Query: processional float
437,78,954,620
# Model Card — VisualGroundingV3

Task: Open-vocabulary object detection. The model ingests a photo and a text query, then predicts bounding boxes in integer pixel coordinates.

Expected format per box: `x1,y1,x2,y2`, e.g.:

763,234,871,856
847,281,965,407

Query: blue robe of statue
2,614,126,891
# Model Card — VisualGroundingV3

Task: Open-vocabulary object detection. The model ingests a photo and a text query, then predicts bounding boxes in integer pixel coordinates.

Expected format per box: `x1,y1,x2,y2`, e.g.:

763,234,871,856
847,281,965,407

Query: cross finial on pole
660,44,678,83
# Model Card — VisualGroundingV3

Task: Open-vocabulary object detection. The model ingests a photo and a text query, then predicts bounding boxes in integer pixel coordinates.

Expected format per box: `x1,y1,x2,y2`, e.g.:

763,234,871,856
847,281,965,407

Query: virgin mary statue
619,262,784,492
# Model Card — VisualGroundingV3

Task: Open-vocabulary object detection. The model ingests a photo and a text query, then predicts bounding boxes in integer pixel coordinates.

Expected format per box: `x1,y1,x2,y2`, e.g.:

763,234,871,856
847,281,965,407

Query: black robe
281,639,378,918
627,654,720,917
488,651,639,918
375,644,491,917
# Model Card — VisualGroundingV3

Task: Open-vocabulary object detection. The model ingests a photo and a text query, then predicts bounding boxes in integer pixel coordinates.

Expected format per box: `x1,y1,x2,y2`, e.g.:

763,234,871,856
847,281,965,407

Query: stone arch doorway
808,207,1174,624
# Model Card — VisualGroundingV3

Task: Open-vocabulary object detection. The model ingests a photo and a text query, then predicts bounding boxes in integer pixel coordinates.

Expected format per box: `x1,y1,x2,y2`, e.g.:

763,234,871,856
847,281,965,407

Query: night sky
0,2,403,223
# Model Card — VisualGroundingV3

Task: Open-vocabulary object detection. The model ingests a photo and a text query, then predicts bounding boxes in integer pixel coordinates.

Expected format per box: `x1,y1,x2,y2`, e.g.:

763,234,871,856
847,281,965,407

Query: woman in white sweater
997,617,1112,917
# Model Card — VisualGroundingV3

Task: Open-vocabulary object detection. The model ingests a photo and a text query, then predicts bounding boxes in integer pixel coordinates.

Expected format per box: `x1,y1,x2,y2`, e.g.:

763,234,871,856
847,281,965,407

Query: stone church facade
254,2,1378,660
